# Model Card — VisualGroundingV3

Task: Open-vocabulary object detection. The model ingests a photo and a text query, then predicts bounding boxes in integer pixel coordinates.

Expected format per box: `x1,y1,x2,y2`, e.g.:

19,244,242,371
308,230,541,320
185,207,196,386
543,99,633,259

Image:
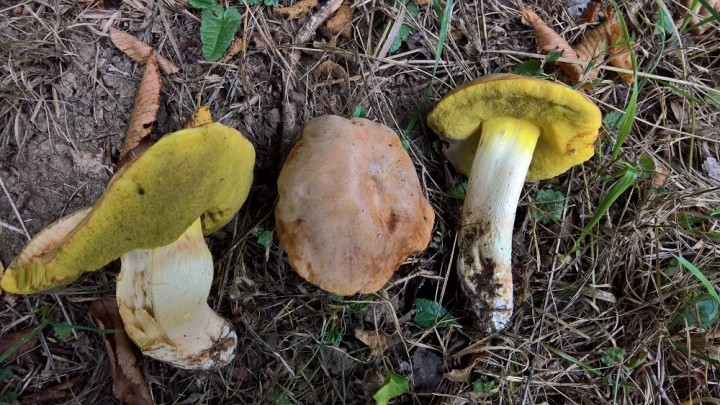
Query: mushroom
275,115,434,295
427,74,601,333
1,121,255,369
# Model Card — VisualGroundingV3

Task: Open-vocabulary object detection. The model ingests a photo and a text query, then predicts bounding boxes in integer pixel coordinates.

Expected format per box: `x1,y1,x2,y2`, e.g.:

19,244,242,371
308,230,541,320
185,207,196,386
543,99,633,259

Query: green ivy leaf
638,153,656,173
513,60,543,77
200,7,241,61
373,371,409,405
472,378,495,394
413,298,458,329
672,293,720,329
532,189,564,225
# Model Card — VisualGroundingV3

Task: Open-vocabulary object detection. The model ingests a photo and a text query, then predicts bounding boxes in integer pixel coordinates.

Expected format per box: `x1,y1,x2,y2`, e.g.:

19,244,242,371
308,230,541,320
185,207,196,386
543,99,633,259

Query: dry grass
1,0,720,404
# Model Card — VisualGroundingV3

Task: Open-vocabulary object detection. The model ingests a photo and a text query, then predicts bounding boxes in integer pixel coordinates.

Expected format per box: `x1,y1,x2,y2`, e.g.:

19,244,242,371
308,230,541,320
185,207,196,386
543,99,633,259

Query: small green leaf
625,352,647,371
52,323,74,340
242,0,261,5
603,110,624,131
675,255,720,306
707,89,720,108
544,51,562,63
532,189,564,225
251,227,273,248
600,347,625,366
670,293,720,330
654,8,674,35
638,153,656,173
448,180,467,199
263,0,279,6
513,60,543,77
200,7,242,61
352,106,367,118
322,329,342,346
413,298,458,329
188,0,222,11
0,367,12,381
472,378,495,394
373,371,409,405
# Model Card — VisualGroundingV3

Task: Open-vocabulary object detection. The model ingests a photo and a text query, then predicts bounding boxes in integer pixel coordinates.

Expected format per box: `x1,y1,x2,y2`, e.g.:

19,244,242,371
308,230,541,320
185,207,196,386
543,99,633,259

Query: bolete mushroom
427,74,601,333
275,115,434,295
1,121,255,369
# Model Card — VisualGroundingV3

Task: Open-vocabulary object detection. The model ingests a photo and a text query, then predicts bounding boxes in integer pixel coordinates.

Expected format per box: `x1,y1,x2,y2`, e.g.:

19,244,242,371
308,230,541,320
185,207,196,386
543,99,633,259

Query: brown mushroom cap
275,115,435,295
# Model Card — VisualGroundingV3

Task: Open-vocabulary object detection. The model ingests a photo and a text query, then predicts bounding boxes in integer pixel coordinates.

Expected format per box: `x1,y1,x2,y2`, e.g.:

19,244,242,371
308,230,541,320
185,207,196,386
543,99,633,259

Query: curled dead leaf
18,377,86,405
312,60,349,81
108,27,179,75
220,38,245,63
354,328,390,357
275,0,318,20
521,7,584,83
606,21,633,84
324,3,352,39
90,298,154,405
442,365,473,383
118,51,161,167
0,327,39,365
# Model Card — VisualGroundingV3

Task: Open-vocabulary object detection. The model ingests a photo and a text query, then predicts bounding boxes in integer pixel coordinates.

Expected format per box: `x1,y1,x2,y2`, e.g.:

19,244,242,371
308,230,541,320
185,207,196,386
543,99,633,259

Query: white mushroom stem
117,218,237,369
457,116,540,333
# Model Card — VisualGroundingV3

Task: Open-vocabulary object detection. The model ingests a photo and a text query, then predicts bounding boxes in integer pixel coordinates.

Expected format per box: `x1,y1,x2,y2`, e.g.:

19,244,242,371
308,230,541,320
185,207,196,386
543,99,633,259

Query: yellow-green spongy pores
1,122,255,294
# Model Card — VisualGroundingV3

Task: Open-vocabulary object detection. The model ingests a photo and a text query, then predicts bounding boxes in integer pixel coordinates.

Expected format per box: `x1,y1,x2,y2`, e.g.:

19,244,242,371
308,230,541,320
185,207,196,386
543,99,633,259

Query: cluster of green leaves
188,0,242,61
243,0,278,6
373,371,409,405
532,188,565,225
250,226,273,248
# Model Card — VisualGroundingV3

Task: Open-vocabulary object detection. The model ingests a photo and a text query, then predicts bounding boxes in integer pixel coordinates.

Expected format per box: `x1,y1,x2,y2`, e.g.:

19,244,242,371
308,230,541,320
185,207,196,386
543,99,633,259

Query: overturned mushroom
1,121,255,369
275,115,434,295
427,74,601,333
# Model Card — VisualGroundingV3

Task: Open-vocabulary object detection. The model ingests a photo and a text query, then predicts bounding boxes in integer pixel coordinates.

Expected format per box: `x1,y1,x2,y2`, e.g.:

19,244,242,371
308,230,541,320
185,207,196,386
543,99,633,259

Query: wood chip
108,27,179,75
90,298,153,405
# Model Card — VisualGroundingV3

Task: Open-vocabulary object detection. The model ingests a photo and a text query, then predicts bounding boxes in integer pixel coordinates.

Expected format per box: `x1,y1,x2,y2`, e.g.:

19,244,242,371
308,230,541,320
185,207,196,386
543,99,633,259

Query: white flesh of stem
457,116,540,333
117,218,236,369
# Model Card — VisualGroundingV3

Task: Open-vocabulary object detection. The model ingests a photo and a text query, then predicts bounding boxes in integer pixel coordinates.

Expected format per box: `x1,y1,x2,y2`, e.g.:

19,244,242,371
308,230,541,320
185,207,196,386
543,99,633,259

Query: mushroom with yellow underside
427,74,602,333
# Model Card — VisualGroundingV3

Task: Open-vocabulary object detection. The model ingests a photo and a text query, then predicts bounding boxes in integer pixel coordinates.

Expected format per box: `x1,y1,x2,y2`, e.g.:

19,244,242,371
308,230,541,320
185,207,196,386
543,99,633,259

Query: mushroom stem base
457,116,540,333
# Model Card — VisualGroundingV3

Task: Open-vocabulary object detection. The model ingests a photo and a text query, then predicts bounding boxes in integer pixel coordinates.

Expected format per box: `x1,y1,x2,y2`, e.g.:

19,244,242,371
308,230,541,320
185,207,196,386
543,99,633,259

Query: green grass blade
610,1,638,160
403,0,454,135
674,255,720,305
0,320,49,364
570,166,639,254
544,344,603,377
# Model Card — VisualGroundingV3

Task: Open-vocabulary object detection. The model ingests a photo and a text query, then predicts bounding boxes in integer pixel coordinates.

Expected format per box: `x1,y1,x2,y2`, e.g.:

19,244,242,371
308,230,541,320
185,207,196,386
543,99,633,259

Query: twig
281,0,343,156
0,175,30,240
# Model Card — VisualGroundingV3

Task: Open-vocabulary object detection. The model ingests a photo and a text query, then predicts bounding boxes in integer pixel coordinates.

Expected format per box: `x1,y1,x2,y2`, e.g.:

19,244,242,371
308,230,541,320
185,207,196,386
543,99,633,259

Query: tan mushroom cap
427,74,602,181
275,115,435,296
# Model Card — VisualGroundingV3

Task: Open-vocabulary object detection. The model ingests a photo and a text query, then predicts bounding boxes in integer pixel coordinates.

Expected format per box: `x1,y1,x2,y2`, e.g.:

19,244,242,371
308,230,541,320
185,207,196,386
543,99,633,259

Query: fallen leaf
274,0,318,20
118,51,161,166
312,60,348,81
184,105,213,128
606,18,633,84
521,7,584,83
442,365,473,382
324,3,351,39
0,328,39,365
18,377,85,405
108,27,180,75
90,298,153,405
578,0,604,23
220,37,245,63
355,328,390,357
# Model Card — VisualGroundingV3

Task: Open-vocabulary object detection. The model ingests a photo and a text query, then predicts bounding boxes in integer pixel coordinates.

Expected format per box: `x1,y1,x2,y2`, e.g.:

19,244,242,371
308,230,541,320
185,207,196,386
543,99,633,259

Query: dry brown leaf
324,3,352,38
90,298,153,405
118,51,161,166
18,378,85,405
578,0,604,23
442,365,473,382
220,38,245,63
0,327,39,364
275,0,318,20
312,60,349,80
521,7,584,83
354,328,390,357
606,21,633,84
108,27,179,75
